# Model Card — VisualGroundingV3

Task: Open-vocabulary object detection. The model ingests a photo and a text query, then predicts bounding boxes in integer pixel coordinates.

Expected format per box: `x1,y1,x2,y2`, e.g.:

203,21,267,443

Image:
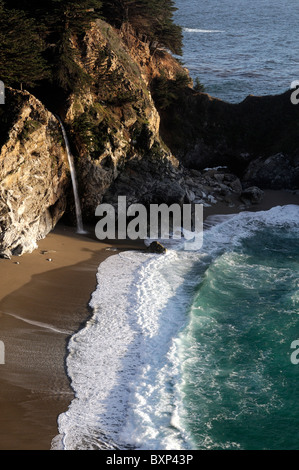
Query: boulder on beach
241,186,264,205
147,241,167,254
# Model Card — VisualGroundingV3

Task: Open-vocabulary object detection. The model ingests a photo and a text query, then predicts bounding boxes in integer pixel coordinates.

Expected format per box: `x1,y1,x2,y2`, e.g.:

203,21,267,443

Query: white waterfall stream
56,116,86,234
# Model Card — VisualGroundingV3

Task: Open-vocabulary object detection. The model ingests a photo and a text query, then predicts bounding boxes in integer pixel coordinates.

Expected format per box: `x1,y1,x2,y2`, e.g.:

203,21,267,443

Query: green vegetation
0,0,182,94
72,106,111,159
101,0,183,55
19,119,42,142
4,0,102,92
152,71,192,110
0,1,49,89
194,77,205,93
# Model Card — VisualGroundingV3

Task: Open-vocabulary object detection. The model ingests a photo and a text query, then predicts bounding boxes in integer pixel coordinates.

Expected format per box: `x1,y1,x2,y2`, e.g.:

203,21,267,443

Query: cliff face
0,89,68,257
1,18,298,256
63,20,181,219
0,19,186,255
157,88,299,189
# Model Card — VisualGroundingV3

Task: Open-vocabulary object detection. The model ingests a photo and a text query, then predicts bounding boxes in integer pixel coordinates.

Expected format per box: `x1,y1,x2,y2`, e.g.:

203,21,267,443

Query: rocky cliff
0,89,68,257
0,19,298,256
0,19,186,255
62,20,245,215
156,87,299,189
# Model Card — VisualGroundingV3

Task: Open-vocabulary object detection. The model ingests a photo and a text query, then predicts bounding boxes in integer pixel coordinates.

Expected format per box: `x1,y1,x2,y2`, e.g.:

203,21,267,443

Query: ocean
52,1,299,451
54,206,299,450
174,0,299,103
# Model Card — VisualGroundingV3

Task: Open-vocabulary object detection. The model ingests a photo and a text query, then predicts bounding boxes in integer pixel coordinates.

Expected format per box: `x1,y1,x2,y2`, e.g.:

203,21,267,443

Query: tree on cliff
5,0,102,31
4,0,103,92
0,1,49,89
49,1,103,91
1,0,182,92
101,0,183,55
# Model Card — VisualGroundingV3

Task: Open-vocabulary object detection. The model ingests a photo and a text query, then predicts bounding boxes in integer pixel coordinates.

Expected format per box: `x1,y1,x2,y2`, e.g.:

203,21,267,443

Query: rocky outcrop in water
156,88,299,191
147,241,167,254
243,153,299,190
0,89,68,257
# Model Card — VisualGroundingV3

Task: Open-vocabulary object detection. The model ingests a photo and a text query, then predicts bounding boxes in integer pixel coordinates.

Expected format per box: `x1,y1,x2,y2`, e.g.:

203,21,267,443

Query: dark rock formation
243,153,299,190
156,88,299,191
147,241,167,254
241,187,265,205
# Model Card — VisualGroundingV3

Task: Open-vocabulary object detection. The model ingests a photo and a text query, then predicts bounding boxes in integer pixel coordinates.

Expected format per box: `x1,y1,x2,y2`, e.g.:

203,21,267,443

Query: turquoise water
56,207,299,450
170,1,299,448
174,0,299,102
178,224,299,449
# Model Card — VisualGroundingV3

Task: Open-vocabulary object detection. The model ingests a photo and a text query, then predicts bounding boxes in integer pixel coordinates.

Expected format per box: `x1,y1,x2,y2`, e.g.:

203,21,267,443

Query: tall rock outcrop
62,20,181,219
0,89,69,257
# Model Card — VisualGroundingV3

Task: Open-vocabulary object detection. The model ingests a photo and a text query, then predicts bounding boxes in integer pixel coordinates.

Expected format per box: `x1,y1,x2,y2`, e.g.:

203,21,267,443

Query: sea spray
54,248,200,450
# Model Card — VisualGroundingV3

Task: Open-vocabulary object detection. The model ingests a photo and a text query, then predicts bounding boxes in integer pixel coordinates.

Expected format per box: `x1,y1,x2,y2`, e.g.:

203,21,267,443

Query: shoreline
0,224,143,450
0,189,298,450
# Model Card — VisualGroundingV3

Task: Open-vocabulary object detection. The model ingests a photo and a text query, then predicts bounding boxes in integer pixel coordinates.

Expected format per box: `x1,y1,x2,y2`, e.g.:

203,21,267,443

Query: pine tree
4,0,103,92
1,0,182,93
0,1,49,89
101,0,182,55
49,1,103,91
5,0,102,32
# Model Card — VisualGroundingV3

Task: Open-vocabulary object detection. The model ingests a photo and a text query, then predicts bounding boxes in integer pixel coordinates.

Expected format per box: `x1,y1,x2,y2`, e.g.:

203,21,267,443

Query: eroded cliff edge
0,89,69,257
0,20,184,256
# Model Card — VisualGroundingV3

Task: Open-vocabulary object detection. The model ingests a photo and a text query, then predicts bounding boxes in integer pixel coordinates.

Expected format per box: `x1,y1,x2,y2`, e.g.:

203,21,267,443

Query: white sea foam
56,252,153,449
183,28,225,33
55,249,200,450
205,205,299,254
54,205,299,450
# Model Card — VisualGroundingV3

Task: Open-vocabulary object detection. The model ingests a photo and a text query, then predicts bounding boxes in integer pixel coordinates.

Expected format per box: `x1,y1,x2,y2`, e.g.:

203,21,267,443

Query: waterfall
56,116,85,234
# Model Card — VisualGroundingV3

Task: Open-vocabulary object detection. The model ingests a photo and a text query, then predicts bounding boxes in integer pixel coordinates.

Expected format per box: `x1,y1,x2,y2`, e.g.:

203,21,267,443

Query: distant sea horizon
174,0,298,103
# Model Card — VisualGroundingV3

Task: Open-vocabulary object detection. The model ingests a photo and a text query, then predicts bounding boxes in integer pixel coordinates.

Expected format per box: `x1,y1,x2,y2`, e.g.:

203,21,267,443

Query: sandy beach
0,224,142,450
0,189,298,450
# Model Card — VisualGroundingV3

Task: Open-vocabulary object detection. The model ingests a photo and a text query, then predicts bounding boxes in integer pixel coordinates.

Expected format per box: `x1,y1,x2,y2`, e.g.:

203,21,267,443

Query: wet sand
0,224,143,450
203,189,299,220
0,189,298,450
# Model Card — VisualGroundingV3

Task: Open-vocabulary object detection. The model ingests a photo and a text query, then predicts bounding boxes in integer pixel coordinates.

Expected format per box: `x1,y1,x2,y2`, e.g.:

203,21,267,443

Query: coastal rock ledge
0,89,69,258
